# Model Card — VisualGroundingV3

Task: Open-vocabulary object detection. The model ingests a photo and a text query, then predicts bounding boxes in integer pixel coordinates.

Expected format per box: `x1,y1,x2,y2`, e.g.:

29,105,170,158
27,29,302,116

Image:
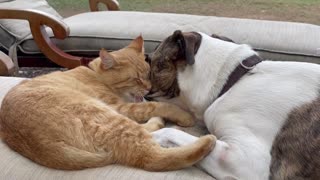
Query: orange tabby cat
0,36,215,171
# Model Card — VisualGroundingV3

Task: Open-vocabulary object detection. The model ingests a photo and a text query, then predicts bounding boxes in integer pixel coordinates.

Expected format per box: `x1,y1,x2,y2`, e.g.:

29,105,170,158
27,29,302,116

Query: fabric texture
18,11,320,62
1,2,320,62
0,0,12,2
0,76,215,180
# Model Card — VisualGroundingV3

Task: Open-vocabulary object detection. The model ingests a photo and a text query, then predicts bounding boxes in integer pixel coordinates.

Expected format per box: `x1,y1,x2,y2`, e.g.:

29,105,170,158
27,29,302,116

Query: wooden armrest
0,51,15,76
0,9,92,69
89,0,120,11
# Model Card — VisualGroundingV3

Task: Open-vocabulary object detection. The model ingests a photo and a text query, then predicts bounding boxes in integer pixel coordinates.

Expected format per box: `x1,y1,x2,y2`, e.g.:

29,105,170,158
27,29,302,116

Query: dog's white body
152,33,320,179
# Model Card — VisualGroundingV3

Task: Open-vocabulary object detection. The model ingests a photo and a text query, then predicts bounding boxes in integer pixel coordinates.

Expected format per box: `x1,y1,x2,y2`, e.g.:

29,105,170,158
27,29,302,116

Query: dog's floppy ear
211,34,234,43
172,30,201,65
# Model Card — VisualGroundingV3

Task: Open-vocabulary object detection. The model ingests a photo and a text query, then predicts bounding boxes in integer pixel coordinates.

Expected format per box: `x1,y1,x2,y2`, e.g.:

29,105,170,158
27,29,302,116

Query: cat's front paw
157,103,195,127
176,110,195,127
143,117,165,132
167,106,195,127
148,117,165,129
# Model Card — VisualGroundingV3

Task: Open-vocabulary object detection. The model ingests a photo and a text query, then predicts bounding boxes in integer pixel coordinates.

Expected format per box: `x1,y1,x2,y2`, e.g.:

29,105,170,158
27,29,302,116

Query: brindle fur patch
147,30,201,99
269,97,320,180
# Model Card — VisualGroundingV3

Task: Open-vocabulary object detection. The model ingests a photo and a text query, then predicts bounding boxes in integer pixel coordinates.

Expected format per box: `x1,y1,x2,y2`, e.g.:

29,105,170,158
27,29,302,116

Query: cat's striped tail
138,134,216,171
3,128,215,171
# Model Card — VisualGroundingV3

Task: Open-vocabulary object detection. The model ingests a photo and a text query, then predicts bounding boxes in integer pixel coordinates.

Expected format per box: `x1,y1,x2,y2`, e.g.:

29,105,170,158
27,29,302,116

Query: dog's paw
152,128,180,148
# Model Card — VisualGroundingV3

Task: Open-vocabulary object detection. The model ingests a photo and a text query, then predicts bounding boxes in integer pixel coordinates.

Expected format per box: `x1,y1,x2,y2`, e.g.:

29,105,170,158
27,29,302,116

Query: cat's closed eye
135,78,143,85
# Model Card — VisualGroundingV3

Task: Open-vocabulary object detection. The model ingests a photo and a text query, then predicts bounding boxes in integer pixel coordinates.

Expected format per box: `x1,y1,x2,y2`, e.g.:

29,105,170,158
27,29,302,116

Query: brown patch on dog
211,34,235,43
269,97,320,180
146,30,202,100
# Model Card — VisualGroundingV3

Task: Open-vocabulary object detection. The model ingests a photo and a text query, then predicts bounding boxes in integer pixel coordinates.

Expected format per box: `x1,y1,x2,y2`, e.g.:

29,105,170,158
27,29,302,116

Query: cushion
0,51,14,75
19,11,320,62
0,0,62,49
0,76,215,180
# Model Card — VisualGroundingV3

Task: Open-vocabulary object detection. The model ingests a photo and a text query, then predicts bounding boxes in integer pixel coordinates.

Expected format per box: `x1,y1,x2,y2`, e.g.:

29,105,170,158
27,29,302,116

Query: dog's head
145,30,235,100
145,30,202,100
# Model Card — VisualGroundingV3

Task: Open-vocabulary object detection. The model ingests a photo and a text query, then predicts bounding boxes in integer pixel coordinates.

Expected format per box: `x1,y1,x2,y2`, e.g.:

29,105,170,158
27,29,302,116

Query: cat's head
91,36,151,102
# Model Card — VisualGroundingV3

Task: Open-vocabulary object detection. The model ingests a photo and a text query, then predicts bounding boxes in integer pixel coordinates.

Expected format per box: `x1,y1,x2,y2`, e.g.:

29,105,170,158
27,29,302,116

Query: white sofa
1,0,320,68
1,0,320,179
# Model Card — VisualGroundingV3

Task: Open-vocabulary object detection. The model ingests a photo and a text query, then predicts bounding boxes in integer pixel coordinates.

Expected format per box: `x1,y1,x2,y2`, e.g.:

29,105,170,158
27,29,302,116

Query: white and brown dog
146,30,320,180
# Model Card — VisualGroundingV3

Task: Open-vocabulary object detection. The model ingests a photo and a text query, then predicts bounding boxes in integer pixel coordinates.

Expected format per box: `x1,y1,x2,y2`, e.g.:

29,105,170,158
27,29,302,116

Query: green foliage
47,0,88,9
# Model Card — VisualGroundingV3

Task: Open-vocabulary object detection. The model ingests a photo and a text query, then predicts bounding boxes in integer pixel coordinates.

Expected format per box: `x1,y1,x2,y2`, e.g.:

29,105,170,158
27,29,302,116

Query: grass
47,0,320,24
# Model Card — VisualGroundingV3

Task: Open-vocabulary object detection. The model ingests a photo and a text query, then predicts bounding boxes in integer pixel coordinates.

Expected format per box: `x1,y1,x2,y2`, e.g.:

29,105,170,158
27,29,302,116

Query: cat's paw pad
148,117,165,129
176,113,195,127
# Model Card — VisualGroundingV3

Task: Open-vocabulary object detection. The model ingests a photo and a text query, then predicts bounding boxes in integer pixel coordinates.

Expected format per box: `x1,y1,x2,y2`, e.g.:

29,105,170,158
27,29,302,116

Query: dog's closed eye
145,54,151,64
157,62,167,69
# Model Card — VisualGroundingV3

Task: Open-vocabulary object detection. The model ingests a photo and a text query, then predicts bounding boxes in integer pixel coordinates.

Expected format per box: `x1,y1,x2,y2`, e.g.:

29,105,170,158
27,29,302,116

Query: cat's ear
128,35,145,53
99,49,115,70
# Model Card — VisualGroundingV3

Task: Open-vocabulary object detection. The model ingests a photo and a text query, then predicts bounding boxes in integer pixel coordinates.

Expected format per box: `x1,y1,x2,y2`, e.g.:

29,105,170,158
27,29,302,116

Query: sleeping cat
0,36,215,170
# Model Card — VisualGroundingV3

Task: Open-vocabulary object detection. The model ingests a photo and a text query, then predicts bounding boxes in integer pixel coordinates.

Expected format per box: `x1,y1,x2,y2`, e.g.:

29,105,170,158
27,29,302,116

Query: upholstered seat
0,0,320,178
22,11,320,63
1,0,320,69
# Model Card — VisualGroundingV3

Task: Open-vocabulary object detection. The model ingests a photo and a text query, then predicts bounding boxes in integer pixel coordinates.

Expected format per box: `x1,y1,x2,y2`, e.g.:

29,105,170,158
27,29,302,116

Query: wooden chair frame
0,0,119,69
0,51,14,75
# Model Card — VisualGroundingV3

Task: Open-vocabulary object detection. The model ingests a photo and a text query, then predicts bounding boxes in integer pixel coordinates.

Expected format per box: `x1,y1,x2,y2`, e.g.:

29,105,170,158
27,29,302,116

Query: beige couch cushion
0,0,62,49
19,11,320,62
0,76,215,180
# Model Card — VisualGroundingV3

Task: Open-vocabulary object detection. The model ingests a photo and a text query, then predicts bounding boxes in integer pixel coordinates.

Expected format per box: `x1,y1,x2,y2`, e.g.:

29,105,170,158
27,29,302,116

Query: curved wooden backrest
0,9,91,68
89,0,120,11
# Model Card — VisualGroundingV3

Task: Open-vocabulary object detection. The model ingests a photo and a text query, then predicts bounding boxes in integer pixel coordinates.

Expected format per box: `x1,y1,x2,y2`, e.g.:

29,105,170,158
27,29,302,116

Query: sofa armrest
89,0,120,11
0,9,92,69
0,51,14,76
